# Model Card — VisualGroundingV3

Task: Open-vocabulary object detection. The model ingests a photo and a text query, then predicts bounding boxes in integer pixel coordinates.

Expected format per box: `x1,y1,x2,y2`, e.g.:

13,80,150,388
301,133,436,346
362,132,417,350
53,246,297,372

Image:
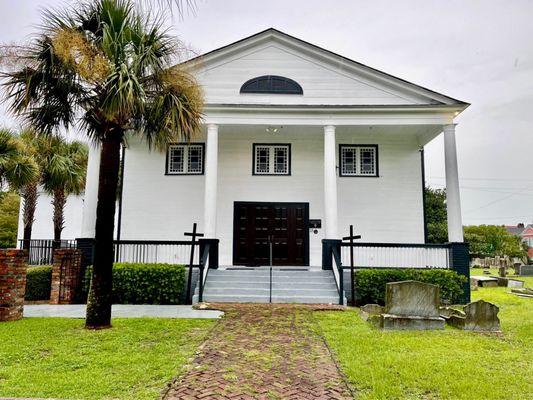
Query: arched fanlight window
240,75,303,95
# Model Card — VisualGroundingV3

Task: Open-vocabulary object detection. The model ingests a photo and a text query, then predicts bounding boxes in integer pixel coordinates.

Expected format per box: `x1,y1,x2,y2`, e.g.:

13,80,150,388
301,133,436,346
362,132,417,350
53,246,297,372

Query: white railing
341,243,450,269
113,241,199,265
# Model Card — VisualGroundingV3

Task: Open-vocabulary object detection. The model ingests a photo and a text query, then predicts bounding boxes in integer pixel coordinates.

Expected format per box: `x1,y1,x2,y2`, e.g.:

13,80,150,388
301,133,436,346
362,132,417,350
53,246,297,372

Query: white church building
21,29,470,303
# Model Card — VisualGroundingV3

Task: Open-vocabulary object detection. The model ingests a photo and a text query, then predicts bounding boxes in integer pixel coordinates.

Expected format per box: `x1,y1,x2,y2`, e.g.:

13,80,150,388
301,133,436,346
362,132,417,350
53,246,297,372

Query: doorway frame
232,201,310,266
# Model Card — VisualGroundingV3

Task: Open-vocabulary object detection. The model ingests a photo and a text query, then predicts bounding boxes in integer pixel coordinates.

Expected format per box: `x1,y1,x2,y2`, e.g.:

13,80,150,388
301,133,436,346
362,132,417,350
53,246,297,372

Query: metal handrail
197,243,211,303
331,245,344,305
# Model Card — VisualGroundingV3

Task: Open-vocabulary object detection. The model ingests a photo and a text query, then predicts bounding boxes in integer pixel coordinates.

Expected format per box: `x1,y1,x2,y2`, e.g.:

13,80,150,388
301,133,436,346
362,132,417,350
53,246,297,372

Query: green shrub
84,263,187,304
25,266,52,301
354,268,467,306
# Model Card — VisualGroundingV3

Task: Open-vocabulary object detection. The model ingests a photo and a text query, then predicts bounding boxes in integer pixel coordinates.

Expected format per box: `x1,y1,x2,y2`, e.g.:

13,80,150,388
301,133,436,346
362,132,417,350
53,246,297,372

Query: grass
316,270,533,400
0,318,214,400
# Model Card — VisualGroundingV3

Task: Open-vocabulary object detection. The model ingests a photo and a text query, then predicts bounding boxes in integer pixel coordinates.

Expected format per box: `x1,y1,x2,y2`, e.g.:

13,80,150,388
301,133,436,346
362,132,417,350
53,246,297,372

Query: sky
1,0,532,227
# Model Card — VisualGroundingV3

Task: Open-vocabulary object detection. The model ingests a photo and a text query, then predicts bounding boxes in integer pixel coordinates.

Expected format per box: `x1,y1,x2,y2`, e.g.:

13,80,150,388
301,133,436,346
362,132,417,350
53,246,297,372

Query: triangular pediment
184,28,468,108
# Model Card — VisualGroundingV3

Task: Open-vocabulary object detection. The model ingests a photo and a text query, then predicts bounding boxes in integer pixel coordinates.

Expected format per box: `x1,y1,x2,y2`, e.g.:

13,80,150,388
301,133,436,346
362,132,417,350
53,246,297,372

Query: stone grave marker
519,265,533,276
471,275,498,287
380,281,445,330
447,300,501,332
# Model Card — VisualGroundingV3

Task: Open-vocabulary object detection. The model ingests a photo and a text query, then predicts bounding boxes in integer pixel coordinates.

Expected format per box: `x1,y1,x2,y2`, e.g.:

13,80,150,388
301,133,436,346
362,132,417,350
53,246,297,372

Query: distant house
505,223,533,259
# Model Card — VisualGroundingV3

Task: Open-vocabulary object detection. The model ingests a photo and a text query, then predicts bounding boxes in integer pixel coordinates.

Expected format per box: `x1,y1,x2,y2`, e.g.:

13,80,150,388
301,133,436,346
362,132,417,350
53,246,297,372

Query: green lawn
316,273,533,400
0,318,214,400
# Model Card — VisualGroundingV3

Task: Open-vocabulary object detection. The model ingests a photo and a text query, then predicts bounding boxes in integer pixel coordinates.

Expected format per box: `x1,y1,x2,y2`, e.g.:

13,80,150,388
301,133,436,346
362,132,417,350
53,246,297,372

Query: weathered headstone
447,300,501,332
439,306,465,319
511,288,533,298
496,277,525,288
380,281,445,330
359,304,383,322
513,263,522,275
519,265,533,276
471,275,498,287
470,277,478,291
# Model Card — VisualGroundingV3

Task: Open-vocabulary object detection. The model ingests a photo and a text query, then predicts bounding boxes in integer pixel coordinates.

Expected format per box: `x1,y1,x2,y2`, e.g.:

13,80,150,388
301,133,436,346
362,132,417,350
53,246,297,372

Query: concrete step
204,281,337,290
196,268,342,305
201,294,339,304
210,270,332,277
206,275,333,284
202,287,339,296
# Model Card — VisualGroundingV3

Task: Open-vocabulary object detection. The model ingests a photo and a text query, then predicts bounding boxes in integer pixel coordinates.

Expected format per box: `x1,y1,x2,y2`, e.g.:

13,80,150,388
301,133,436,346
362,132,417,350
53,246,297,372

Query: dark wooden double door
233,202,309,266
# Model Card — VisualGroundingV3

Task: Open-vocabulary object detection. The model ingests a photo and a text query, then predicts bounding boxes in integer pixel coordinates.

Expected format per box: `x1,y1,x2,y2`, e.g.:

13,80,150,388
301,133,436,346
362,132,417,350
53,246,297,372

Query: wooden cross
342,225,361,306
185,223,204,304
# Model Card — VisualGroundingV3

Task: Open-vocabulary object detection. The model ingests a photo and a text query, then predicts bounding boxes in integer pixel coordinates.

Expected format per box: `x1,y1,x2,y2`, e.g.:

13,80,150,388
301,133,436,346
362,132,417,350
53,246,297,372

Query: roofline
204,103,468,112
182,28,470,107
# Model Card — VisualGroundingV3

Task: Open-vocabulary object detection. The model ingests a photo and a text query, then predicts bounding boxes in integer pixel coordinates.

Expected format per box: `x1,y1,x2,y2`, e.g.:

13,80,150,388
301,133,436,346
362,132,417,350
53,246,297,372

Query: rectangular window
339,145,378,177
166,143,204,175
253,144,291,175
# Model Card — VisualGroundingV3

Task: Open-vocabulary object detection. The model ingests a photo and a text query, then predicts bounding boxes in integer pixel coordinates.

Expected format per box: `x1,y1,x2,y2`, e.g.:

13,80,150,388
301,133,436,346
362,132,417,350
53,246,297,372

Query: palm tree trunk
52,188,66,243
21,182,38,251
85,132,123,329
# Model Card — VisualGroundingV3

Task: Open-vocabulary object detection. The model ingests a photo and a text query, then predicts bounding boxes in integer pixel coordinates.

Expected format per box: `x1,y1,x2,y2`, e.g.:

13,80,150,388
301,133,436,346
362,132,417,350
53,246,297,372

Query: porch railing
113,240,199,264
18,239,77,265
340,242,450,269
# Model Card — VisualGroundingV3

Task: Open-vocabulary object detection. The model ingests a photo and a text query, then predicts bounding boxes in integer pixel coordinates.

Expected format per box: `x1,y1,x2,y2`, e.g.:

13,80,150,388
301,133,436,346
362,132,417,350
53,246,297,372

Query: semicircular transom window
240,75,303,95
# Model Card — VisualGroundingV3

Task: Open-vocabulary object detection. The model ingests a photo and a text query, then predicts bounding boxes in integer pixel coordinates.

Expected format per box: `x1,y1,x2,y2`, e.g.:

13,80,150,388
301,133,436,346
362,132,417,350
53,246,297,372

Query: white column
443,124,464,242
324,125,339,239
203,124,219,238
80,142,101,238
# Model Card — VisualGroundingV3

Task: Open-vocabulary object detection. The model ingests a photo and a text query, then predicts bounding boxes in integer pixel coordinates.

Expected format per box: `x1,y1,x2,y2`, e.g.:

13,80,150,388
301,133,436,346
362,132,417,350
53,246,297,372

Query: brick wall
50,249,83,304
0,249,28,322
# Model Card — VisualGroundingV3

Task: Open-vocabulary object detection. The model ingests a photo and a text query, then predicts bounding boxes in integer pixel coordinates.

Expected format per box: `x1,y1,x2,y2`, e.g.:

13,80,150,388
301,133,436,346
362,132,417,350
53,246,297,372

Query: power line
463,184,533,214
466,215,533,221
428,182,533,195
428,176,533,182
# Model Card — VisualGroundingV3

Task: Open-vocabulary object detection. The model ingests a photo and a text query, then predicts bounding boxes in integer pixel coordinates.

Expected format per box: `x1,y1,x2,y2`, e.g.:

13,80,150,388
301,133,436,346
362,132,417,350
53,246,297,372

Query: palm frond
135,67,203,150
3,0,203,147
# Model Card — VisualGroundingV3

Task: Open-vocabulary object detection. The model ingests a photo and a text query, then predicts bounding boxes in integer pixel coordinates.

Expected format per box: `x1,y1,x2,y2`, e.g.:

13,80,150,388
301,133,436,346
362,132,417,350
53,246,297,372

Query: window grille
253,144,291,175
339,145,378,177
167,144,204,175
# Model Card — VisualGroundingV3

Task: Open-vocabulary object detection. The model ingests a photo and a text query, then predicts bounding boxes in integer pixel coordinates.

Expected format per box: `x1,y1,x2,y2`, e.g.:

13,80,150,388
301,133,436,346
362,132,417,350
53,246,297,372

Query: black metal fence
18,239,77,265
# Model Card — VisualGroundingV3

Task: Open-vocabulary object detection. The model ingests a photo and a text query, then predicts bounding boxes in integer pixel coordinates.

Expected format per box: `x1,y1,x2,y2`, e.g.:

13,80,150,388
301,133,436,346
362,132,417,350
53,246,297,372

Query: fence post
76,238,95,273
0,249,28,322
448,242,471,304
322,239,341,270
50,249,83,304
200,238,219,269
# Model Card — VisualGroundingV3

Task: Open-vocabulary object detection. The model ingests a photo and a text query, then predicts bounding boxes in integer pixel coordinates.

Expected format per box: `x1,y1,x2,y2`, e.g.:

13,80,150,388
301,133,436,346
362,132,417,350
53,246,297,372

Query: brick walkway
162,304,353,400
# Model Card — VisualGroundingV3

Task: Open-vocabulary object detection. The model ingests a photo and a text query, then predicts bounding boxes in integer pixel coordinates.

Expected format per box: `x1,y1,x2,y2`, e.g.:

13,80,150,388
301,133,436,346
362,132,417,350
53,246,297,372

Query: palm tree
0,129,39,249
40,137,88,243
3,0,203,328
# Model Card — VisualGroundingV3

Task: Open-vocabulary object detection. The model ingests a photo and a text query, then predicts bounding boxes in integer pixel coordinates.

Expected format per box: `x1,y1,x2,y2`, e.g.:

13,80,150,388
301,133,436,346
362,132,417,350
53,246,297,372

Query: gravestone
519,265,533,276
513,263,522,275
511,288,533,298
447,300,501,332
470,275,498,287
496,277,525,288
359,304,383,323
380,281,445,330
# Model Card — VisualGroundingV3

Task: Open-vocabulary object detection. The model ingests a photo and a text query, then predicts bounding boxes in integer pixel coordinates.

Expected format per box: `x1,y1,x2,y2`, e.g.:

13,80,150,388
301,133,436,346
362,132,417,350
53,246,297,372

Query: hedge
25,266,52,301
84,263,187,304
354,268,467,306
